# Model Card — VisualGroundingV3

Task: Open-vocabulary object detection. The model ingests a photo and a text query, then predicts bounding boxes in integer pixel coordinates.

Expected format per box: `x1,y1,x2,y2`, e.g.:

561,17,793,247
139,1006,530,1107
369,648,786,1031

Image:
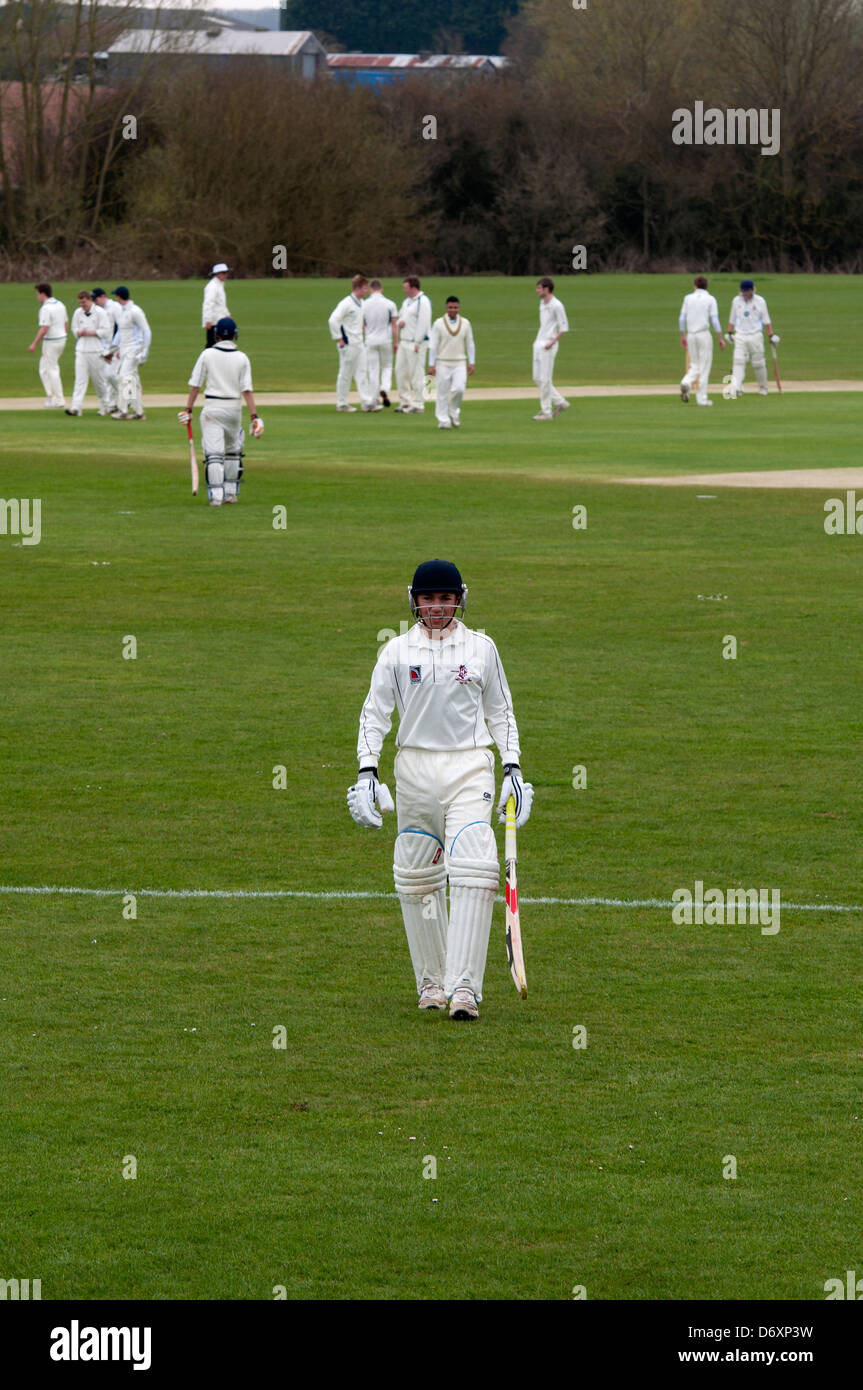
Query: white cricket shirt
115,300,152,354
357,620,521,764
398,293,432,344
678,288,721,334
363,293,397,347
202,276,229,327
328,294,365,346
71,305,111,354
429,315,476,366
728,293,770,334
189,341,253,399
534,295,568,346
38,297,68,339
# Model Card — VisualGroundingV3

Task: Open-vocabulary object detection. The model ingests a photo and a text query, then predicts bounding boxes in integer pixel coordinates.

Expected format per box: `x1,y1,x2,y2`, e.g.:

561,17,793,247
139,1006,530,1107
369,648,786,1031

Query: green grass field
5,273,861,394
1,277,862,1301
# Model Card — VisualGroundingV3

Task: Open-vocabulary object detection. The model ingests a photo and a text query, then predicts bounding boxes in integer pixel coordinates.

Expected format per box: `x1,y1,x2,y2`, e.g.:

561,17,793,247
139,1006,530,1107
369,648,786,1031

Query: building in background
104,28,328,82
327,53,507,89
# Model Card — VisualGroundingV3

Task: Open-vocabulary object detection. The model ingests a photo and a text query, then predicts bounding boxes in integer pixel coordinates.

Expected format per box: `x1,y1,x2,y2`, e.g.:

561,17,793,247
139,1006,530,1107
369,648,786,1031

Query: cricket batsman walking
181,317,262,506
347,560,533,1021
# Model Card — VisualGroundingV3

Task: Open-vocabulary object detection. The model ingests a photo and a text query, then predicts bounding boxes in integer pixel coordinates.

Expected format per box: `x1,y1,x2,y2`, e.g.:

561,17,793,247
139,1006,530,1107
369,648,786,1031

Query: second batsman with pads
347,560,533,1021
181,317,263,506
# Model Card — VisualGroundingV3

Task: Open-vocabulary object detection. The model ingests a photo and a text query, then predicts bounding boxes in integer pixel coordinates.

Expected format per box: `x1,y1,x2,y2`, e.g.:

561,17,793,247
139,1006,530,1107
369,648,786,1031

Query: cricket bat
770,340,782,393
505,794,528,999
187,419,199,494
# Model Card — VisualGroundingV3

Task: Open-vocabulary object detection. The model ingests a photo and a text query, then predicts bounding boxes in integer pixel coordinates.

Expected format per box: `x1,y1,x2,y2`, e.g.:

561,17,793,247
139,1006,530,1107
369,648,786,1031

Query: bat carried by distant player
770,336,782,393
504,794,528,999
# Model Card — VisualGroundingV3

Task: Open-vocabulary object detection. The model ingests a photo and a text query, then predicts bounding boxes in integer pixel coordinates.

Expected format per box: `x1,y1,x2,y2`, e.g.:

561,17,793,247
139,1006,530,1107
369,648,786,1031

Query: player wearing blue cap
726,279,779,397
181,317,263,507
347,560,533,1021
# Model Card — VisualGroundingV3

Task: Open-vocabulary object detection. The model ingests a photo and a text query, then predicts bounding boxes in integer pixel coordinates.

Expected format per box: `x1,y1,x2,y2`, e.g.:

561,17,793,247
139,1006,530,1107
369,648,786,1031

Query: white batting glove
250,415,264,438
347,767,394,828
496,764,534,828
178,410,192,425
770,334,780,345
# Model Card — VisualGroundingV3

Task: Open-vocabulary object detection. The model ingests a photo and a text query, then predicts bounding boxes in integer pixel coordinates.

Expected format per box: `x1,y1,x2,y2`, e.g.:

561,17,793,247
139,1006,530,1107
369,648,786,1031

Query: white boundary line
0,885,858,913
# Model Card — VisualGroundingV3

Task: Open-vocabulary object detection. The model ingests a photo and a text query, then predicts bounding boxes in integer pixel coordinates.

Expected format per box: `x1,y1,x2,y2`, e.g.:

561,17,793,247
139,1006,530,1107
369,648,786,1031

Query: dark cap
411,559,464,595
112,286,130,299
740,279,754,291
91,287,105,298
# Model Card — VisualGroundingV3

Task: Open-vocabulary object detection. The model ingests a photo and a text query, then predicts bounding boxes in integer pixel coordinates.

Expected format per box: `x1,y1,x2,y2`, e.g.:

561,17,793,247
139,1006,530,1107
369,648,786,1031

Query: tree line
1,0,862,278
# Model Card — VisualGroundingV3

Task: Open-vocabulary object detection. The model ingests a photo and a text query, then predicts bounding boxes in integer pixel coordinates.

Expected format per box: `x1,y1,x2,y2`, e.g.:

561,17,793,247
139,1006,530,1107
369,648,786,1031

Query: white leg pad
394,829,447,993
445,821,498,1001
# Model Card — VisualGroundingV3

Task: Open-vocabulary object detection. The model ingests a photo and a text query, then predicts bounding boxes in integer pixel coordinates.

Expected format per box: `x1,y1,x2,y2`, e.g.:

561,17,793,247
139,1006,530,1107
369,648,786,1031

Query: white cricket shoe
418,984,447,1011
111,409,128,420
696,399,714,407
552,400,570,417
533,412,552,421
758,386,769,396
449,416,460,428
680,381,690,403
337,405,357,412
407,407,424,414
449,988,478,1021
223,495,238,504
437,423,451,430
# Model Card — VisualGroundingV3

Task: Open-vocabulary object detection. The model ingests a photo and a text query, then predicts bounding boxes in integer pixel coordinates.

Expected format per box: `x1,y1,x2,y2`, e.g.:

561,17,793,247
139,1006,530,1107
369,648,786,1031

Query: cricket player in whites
181,317,263,506
428,295,475,429
28,283,68,407
328,274,375,412
347,560,533,1021
363,279,398,407
66,291,111,416
111,286,151,420
92,289,122,413
679,275,725,406
395,276,432,413
533,277,569,420
727,279,779,397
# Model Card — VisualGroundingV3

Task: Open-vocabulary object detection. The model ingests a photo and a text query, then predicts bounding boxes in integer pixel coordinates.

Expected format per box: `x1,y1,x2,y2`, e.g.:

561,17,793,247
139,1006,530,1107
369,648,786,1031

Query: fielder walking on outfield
679,275,725,406
28,283,68,408
203,263,230,348
181,316,262,507
328,274,375,412
111,286,151,420
363,279,398,408
395,276,432,413
727,279,779,397
347,559,533,1021
533,277,569,420
66,291,112,416
428,296,475,429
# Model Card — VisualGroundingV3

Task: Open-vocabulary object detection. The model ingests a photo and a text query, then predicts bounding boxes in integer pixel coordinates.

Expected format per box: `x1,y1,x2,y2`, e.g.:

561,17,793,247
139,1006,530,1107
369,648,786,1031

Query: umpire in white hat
203,264,230,347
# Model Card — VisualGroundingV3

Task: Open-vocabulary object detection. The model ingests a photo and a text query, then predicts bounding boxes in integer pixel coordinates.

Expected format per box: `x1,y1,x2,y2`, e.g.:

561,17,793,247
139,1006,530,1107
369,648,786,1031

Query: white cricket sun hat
212,263,229,274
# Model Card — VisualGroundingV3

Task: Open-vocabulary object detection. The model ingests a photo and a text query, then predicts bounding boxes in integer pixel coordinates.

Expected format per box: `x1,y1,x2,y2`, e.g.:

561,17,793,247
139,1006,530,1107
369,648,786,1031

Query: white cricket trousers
434,362,467,427
682,330,714,404
732,332,768,392
39,337,66,404
72,350,110,412
532,341,566,416
117,346,144,415
336,342,371,408
365,343,393,398
396,342,427,410
201,401,244,503
393,747,499,1001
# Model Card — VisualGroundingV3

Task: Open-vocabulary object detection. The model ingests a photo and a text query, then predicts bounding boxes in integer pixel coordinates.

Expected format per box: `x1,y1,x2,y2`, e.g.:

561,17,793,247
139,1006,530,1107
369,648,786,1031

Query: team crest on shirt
451,664,475,683
409,665,422,683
